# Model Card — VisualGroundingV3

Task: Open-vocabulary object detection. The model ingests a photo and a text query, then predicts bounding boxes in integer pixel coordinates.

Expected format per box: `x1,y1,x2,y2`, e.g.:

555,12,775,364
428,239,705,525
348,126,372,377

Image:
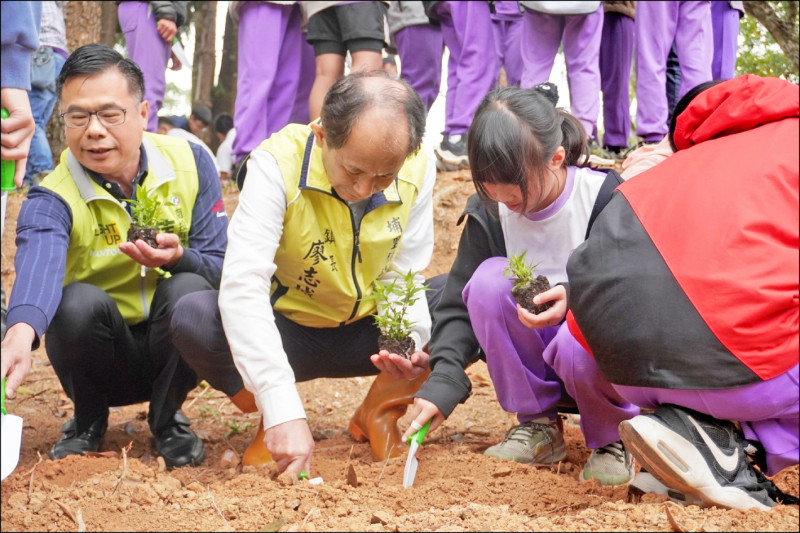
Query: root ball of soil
511,275,554,315
128,224,159,248
378,335,415,359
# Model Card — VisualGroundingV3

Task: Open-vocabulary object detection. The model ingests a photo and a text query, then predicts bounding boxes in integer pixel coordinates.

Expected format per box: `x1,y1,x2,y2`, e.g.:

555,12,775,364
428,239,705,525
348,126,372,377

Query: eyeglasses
60,108,129,129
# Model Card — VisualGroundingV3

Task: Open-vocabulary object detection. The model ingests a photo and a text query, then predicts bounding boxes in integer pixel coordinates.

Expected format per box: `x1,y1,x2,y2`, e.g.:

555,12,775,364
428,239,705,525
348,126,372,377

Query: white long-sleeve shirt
219,148,436,429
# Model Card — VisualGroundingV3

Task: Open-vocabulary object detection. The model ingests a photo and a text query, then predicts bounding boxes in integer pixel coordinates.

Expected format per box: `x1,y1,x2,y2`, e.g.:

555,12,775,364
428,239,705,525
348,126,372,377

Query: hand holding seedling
516,284,567,329
119,232,184,269
370,349,429,380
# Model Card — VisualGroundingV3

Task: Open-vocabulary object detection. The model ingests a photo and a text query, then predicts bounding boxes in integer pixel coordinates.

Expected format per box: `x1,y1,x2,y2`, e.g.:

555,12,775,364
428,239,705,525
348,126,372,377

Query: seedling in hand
363,269,428,358
504,251,554,314
124,183,162,248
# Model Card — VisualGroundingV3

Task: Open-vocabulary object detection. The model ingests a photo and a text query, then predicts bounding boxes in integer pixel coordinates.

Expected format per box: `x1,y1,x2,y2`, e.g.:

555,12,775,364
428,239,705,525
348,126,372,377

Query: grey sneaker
619,404,799,510
580,440,635,486
484,418,566,464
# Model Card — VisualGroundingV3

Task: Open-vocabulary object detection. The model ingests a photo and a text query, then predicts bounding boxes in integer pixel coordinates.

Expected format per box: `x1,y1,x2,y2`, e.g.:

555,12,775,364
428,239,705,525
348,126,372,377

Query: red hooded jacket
566,75,799,389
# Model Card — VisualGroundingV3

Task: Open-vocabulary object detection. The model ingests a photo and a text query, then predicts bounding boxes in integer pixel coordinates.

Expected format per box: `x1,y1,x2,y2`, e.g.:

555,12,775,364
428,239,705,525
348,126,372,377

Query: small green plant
124,183,162,227
198,405,221,421
503,251,554,315
124,183,162,247
503,251,540,291
225,418,254,437
362,269,428,357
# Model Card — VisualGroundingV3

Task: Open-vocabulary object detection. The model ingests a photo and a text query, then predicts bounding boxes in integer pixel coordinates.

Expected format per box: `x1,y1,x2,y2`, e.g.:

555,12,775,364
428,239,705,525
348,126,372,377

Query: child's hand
516,285,567,329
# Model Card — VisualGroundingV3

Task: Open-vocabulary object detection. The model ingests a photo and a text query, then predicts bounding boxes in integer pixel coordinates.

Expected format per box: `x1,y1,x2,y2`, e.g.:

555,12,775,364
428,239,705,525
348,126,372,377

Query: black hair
320,70,426,156
56,43,145,103
467,84,588,214
668,80,725,152
214,113,234,135
157,115,175,127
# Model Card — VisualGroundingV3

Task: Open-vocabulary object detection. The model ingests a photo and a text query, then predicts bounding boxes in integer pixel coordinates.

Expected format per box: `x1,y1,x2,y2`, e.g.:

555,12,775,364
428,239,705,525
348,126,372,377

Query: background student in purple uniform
518,1,604,143
423,0,497,170
230,1,309,167
634,0,712,144
490,1,524,88
117,0,188,133
711,0,743,80
387,1,444,112
598,1,634,157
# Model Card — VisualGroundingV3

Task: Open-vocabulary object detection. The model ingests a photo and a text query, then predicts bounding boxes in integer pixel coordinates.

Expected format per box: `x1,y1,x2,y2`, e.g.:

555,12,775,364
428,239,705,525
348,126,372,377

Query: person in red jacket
565,74,799,511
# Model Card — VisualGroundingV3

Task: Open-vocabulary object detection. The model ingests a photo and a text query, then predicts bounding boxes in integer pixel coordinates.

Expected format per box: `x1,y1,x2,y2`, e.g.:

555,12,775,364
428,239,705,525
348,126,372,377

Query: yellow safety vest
39,132,199,324
256,123,428,327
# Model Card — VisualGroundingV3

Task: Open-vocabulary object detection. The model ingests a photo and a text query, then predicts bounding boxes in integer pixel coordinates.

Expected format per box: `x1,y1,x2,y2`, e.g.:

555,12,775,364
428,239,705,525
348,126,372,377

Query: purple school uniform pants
711,0,741,80
233,2,308,162
118,1,172,133
463,258,640,449
432,1,497,136
520,6,604,137
599,11,634,149
491,1,524,87
635,1,712,142
394,23,444,112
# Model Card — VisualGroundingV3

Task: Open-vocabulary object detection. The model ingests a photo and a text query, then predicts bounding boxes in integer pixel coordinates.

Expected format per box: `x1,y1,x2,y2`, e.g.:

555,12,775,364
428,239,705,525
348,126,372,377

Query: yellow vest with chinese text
39,133,198,324
256,123,428,327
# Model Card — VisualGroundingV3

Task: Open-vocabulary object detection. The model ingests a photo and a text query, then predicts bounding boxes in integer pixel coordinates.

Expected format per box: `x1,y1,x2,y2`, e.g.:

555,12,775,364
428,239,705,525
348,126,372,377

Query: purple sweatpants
463,258,640,449
290,36,316,126
433,1,497,135
118,1,171,133
599,12,634,149
635,1,712,142
491,1,524,88
395,23,444,112
233,2,306,161
711,0,741,80
520,7,604,137
613,364,799,476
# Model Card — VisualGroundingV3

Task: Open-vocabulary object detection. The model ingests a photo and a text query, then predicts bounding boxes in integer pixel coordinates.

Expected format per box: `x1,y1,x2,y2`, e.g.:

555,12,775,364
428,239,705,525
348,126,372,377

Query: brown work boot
347,370,430,461
229,388,272,466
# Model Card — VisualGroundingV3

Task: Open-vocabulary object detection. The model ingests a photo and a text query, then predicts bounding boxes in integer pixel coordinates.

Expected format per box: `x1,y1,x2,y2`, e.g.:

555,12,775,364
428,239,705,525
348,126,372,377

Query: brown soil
512,275,554,315
377,335,415,359
1,170,798,532
126,224,158,248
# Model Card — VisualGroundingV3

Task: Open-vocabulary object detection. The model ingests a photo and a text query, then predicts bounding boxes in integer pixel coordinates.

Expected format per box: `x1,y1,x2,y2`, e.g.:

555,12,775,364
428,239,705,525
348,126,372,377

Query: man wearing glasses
0,44,228,469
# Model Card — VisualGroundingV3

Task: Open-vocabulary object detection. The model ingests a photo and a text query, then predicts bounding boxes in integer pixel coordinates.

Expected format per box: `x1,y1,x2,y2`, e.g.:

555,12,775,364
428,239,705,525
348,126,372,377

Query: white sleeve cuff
256,383,307,429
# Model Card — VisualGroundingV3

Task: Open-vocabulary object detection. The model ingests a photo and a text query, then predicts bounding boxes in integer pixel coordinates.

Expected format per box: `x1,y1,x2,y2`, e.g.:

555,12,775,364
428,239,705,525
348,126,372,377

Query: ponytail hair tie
531,82,559,107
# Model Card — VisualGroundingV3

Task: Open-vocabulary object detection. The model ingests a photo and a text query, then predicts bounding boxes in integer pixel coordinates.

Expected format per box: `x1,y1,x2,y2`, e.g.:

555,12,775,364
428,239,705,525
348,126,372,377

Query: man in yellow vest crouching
1,44,228,469
171,70,441,476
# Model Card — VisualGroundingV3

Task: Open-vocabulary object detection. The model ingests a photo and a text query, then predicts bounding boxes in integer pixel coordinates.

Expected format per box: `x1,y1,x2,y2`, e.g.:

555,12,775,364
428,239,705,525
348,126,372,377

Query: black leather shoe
50,416,107,459
153,410,205,469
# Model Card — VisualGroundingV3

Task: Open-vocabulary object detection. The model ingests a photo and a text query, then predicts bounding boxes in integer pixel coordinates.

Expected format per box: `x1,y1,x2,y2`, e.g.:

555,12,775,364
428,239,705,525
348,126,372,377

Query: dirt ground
1,169,798,532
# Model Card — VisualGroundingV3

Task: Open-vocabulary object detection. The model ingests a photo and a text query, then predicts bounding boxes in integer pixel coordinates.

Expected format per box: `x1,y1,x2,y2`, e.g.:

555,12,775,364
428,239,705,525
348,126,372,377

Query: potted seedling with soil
125,183,162,249
364,269,428,359
504,251,554,315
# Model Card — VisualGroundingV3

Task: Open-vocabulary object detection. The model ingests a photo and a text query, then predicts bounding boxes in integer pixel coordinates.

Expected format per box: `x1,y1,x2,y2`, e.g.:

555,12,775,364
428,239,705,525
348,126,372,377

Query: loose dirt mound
1,172,797,532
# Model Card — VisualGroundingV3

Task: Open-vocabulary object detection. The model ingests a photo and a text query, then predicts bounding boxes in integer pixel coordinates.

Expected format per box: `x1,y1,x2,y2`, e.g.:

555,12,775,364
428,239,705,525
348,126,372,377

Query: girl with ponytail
405,83,639,488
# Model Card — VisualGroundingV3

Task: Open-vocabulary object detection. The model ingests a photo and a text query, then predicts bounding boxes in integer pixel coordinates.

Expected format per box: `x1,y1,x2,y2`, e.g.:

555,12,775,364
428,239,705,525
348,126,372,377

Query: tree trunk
744,1,800,73
46,1,103,164
99,1,119,47
210,7,238,152
191,1,217,146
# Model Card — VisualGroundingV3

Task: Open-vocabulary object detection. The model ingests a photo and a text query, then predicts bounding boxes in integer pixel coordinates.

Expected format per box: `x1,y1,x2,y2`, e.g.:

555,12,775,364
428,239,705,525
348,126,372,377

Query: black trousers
170,274,446,397
46,273,214,435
